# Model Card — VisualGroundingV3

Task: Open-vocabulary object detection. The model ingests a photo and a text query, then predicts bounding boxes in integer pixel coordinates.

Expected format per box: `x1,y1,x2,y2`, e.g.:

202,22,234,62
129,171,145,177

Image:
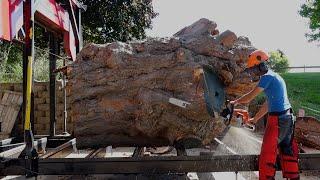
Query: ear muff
258,61,268,73
244,62,268,75
256,55,261,61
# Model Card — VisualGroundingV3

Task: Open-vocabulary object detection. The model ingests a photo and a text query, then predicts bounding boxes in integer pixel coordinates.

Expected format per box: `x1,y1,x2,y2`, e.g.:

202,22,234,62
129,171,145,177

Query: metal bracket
169,98,191,109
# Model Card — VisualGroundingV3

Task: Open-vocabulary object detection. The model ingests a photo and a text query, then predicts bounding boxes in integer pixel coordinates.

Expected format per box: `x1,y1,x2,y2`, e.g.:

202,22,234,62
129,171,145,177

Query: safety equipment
244,61,269,75
247,50,269,68
244,50,269,78
259,114,299,180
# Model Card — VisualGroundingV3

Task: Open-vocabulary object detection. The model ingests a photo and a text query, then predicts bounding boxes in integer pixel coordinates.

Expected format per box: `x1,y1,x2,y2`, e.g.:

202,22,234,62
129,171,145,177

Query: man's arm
231,86,264,105
250,101,268,124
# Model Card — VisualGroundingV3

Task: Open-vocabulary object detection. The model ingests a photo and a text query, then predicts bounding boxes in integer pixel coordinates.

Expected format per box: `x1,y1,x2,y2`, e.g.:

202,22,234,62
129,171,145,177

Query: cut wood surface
0,90,23,140
69,18,258,148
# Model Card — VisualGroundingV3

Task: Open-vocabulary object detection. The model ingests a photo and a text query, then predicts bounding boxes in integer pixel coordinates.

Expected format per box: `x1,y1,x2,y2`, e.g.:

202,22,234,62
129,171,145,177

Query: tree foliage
80,0,158,43
299,0,320,42
0,41,23,82
1,0,158,82
268,50,290,73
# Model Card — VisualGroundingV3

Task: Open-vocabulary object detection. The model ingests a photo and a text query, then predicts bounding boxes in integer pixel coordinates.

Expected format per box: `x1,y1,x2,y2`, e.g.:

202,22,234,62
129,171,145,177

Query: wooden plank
0,90,22,96
3,93,15,133
5,94,21,134
0,91,22,136
0,105,3,122
1,92,9,101
0,91,10,125
0,134,9,140
1,92,13,124
0,92,9,122
0,102,4,123
1,92,14,133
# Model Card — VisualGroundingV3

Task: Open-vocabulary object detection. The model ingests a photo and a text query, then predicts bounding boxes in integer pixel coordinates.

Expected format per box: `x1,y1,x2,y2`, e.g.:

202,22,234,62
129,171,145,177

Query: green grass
281,72,320,119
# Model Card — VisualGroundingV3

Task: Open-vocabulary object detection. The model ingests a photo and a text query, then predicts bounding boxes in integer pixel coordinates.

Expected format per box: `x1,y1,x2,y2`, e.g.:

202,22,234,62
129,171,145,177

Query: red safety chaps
259,115,299,180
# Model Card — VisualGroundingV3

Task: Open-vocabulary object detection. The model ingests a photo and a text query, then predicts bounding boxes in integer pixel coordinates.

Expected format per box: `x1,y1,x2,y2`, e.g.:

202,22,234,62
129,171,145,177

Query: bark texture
68,18,257,148
295,116,320,150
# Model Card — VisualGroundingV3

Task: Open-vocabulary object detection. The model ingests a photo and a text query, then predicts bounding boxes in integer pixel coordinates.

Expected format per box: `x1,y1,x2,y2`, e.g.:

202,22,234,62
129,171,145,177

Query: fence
300,106,320,120
288,66,320,73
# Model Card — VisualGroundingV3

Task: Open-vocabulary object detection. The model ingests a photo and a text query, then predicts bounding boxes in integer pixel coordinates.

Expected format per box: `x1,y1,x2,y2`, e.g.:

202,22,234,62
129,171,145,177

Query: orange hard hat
247,50,269,68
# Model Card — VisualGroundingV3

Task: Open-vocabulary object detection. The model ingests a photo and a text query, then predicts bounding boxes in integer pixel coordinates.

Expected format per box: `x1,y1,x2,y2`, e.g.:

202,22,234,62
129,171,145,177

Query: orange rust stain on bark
99,98,132,111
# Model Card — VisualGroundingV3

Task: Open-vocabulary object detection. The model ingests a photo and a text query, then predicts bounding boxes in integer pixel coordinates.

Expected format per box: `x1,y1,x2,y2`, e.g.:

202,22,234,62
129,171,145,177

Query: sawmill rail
1,153,319,175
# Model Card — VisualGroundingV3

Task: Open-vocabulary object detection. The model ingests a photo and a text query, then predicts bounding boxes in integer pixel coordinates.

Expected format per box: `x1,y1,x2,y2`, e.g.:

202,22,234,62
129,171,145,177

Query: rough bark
295,116,320,150
68,18,257,148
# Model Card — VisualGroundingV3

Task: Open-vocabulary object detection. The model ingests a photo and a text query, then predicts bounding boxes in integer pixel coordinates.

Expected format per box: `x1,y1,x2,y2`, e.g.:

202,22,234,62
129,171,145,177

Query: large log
68,18,257,148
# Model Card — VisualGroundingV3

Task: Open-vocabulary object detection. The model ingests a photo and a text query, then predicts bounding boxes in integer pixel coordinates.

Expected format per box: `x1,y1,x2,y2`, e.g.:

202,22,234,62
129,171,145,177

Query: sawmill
0,0,320,179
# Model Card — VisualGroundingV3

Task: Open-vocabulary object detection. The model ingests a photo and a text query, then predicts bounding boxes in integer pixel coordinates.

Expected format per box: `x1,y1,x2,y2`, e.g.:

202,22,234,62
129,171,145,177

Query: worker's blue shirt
258,70,291,112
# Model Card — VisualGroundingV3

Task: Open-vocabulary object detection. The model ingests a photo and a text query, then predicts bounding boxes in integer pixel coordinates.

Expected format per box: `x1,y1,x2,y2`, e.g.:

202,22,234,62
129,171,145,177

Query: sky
146,0,320,67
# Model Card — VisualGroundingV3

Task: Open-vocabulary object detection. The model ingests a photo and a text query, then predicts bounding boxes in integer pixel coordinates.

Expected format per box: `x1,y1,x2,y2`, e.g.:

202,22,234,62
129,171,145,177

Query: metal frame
21,1,38,177
49,32,58,137
40,138,75,158
2,0,319,178
21,0,83,139
0,138,47,157
1,153,320,175
15,0,83,176
0,138,13,146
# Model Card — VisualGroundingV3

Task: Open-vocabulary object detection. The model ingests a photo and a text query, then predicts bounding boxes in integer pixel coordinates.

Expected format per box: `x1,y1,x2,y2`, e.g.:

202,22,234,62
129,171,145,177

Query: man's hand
230,100,238,106
248,118,257,125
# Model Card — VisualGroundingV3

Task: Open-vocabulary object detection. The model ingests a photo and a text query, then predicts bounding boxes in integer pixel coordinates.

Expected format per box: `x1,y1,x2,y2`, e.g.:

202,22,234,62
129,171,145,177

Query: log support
1,153,320,175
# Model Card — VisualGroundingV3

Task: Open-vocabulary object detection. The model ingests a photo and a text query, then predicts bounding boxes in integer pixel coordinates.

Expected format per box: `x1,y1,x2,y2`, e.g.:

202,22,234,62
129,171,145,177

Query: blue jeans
278,114,295,155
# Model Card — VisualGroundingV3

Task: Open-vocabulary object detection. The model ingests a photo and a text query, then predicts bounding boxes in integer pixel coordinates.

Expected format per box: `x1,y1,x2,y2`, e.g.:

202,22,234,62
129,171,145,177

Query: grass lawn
281,72,320,119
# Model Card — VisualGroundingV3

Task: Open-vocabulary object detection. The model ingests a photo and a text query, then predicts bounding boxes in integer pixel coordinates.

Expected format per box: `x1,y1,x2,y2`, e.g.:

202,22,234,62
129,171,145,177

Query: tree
0,40,23,82
80,0,158,44
1,0,158,82
268,50,290,73
299,0,320,42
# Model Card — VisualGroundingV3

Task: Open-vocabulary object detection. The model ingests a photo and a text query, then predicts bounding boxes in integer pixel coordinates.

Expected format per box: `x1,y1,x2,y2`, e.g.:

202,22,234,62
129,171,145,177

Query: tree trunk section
68,18,257,148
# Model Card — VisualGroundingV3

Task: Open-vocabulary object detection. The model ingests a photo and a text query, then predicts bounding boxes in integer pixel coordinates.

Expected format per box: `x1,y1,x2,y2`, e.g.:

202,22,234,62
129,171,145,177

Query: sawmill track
1,128,320,180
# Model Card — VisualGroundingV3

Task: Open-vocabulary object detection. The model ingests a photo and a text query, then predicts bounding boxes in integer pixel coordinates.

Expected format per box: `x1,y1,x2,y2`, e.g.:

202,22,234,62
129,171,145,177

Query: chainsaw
220,101,255,131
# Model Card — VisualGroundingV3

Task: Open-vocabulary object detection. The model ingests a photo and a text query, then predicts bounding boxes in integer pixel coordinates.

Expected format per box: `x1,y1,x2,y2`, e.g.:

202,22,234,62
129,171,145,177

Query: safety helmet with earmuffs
244,50,269,76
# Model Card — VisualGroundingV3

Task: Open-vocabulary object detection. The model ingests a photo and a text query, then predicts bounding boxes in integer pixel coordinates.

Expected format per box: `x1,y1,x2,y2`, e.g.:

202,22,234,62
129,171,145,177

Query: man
231,50,299,180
